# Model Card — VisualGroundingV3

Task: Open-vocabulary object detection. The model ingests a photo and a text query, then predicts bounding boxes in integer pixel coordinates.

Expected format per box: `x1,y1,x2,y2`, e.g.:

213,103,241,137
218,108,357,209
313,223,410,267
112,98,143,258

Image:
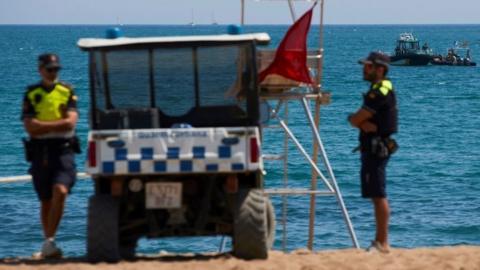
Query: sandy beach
0,246,479,270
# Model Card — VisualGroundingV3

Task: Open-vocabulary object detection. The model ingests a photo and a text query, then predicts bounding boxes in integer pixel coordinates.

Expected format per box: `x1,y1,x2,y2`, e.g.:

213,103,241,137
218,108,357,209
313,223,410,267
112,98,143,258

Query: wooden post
307,0,325,251
282,102,289,251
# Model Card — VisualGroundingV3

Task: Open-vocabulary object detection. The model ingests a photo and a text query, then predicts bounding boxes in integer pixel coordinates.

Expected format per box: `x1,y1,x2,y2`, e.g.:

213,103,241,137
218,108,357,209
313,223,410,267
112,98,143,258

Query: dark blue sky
1,0,479,25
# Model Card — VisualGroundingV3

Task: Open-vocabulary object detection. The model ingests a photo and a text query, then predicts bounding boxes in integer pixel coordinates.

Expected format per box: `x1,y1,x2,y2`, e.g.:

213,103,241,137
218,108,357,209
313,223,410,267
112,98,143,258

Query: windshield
91,44,255,117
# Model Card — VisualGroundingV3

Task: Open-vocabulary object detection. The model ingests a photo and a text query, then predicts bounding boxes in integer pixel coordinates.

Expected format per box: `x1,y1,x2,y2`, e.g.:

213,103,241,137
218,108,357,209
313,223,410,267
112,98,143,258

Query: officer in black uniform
348,52,398,253
21,53,79,258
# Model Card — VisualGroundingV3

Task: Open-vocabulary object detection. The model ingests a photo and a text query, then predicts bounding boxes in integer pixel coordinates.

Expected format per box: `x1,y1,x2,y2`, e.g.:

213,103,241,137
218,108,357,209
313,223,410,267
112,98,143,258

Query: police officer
21,53,79,258
348,52,398,253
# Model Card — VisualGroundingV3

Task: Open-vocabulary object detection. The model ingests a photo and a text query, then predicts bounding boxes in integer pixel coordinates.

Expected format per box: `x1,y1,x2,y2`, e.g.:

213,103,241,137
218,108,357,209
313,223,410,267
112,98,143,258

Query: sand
0,246,479,270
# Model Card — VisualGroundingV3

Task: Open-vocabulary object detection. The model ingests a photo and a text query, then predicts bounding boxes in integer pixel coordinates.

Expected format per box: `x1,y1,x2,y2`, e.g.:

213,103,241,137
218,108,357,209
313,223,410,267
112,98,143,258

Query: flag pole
318,0,325,91
241,0,245,25
287,0,297,22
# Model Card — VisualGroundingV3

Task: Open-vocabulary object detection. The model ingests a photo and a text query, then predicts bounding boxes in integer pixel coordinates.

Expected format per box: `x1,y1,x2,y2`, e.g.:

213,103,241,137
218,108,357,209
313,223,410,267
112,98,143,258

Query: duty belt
353,136,398,158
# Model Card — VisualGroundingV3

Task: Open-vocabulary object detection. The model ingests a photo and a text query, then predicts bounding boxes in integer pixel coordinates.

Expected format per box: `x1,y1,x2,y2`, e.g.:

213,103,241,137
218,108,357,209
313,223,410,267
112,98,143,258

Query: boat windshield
397,40,420,51
91,44,255,117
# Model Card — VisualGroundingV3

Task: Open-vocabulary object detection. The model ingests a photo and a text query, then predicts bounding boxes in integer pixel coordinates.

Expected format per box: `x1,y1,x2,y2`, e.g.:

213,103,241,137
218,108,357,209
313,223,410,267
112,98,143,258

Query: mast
189,8,195,26
211,11,218,25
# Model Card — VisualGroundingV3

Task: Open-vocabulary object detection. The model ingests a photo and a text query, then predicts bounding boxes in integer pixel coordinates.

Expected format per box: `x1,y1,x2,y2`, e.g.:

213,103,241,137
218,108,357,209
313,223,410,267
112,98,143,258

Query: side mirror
259,101,271,124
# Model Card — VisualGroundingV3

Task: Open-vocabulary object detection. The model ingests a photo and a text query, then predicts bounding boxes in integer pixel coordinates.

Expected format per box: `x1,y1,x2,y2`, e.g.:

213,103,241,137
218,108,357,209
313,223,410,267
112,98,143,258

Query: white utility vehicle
78,32,275,262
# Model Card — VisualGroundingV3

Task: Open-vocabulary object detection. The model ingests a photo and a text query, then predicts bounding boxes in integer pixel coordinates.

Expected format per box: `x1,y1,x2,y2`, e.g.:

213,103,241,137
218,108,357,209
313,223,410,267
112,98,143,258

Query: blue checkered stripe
100,144,247,174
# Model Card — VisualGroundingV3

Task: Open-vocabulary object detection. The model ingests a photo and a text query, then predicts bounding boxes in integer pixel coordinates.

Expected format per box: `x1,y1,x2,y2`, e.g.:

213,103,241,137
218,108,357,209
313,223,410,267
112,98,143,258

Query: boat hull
389,54,432,66
431,60,477,66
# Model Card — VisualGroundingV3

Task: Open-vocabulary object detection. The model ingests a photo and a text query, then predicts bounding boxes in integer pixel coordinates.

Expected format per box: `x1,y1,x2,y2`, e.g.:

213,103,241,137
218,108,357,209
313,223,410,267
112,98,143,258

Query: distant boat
211,11,218,25
389,33,433,66
431,41,477,66
188,9,195,26
116,16,124,26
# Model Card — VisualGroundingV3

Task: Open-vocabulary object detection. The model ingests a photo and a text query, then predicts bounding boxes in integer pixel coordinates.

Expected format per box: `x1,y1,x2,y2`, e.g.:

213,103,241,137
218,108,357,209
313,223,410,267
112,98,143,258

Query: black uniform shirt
360,80,398,143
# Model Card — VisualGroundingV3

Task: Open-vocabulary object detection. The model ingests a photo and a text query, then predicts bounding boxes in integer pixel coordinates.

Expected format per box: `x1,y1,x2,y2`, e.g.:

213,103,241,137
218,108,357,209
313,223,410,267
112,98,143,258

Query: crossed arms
23,111,78,137
348,108,377,133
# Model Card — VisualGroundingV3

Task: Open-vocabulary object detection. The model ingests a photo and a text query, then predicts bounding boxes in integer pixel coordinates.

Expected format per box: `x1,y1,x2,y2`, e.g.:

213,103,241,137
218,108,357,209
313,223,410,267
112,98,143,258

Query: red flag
259,4,315,84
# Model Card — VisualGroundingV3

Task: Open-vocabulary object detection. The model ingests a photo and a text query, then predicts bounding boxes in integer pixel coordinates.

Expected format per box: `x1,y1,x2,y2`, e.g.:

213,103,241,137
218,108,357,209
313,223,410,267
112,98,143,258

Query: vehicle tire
119,242,136,261
233,189,275,259
87,195,120,262
266,198,276,248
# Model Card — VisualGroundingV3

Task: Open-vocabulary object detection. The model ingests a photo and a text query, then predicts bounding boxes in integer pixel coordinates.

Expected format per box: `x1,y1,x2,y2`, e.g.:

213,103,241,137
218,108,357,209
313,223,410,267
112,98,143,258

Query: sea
0,24,479,257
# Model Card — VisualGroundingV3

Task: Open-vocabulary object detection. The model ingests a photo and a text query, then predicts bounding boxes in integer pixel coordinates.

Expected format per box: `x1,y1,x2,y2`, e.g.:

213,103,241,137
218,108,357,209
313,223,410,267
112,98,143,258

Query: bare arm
23,111,78,137
348,108,377,133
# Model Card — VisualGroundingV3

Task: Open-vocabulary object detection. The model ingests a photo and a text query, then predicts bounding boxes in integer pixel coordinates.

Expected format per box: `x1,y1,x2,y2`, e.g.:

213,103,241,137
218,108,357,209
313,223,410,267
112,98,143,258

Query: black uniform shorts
360,153,389,198
29,140,77,201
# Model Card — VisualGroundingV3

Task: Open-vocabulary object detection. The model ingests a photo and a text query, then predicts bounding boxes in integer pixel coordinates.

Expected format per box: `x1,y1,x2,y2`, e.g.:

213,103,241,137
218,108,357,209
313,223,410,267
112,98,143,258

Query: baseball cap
38,53,61,69
358,51,390,67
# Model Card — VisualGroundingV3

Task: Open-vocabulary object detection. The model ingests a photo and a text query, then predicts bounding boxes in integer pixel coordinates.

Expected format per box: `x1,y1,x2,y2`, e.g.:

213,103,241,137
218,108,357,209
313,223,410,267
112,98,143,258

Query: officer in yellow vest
348,52,398,253
21,53,79,258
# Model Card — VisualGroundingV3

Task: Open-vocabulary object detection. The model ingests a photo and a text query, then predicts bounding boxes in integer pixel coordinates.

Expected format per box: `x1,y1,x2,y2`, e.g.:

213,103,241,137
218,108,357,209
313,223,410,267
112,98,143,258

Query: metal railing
0,173,89,184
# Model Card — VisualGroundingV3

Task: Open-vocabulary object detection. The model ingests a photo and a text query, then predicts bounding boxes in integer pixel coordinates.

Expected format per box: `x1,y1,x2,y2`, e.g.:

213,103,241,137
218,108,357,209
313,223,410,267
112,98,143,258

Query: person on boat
422,42,429,51
452,55,458,65
446,50,453,62
348,51,398,253
395,46,401,55
21,53,80,258
465,49,472,64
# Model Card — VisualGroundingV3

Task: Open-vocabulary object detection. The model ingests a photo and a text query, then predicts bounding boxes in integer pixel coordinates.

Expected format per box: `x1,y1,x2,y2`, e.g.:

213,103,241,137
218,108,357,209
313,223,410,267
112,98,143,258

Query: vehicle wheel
233,189,275,259
266,198,276,248
87,195,120,262
119,242,136,261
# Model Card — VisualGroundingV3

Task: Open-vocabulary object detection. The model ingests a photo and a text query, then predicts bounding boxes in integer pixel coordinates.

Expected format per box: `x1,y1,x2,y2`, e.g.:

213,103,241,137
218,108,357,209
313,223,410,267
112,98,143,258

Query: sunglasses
45,67,61,73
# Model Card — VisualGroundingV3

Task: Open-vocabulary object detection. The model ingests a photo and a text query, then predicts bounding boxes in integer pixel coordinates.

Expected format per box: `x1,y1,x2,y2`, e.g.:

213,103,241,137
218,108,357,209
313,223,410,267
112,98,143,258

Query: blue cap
227,24,243,35
38,53,61,68
359,51,390,67
106,27,123,39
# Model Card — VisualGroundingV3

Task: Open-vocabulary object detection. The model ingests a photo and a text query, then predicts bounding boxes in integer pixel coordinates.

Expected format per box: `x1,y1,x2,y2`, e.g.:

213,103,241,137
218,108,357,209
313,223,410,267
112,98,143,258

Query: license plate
145,182,182,209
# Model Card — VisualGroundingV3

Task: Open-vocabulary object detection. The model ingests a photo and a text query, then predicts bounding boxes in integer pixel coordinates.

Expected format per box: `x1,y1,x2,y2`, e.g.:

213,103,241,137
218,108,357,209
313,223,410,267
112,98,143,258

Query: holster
23,136,81,163
384,137,399,155
69,136,82,154
360,136,399,158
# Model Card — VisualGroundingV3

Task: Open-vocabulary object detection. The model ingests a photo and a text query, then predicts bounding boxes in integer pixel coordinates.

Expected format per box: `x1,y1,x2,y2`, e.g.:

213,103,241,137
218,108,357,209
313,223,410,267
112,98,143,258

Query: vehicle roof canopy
78,33,271,50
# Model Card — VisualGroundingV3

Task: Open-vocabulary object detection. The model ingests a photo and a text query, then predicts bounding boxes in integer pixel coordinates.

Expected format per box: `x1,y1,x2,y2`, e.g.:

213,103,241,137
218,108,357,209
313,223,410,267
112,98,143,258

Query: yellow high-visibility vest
373,80,393,96
27,83,72,121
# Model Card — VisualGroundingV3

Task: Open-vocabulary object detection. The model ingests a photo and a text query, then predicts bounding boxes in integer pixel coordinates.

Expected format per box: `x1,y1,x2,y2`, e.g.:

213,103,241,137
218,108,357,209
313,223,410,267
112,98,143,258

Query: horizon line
1,23,480,26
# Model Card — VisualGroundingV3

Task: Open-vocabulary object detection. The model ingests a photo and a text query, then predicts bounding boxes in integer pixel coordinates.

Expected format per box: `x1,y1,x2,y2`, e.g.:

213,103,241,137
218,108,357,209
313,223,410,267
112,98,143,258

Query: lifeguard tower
238,0,359,250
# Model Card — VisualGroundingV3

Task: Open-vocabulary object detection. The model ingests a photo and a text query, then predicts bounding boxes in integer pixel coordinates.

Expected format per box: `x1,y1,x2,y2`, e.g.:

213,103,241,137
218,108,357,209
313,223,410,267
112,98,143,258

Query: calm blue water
0,25,479,257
